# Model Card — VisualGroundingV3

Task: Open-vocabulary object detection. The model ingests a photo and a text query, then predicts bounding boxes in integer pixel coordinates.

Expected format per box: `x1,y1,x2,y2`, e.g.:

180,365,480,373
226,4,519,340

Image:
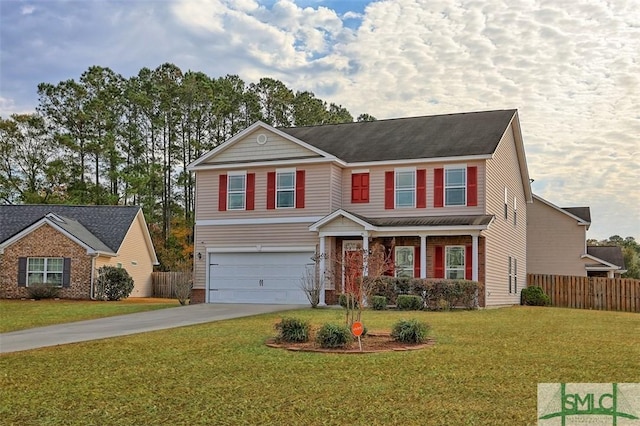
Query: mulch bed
265,332,435,354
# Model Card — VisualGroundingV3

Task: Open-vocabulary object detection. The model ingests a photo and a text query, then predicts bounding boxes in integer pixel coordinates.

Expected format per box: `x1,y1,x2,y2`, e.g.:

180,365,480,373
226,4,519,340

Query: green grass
0,298,180,332
1,307,638,425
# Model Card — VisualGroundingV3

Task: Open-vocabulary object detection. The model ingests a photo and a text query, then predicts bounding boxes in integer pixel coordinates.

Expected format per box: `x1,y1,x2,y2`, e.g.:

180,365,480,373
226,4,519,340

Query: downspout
90,253,98,300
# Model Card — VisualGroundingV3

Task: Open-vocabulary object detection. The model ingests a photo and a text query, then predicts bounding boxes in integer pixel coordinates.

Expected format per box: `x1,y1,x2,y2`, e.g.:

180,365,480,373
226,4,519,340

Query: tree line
0,63,376,270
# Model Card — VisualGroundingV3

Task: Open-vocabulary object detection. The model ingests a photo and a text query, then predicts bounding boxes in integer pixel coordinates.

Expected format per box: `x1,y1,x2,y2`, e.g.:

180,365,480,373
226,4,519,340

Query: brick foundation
190,288,205,304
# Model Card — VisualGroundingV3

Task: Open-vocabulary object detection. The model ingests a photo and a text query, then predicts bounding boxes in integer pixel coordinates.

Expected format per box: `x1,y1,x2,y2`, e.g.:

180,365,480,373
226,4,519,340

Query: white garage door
208,252,315,304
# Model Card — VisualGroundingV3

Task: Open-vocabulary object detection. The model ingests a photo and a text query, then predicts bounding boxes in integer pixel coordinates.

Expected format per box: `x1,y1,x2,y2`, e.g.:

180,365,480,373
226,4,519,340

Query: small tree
95,266,134,301
299,257,322,308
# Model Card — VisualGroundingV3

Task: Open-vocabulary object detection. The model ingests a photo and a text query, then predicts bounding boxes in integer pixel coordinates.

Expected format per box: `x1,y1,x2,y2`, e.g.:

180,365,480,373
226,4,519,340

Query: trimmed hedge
396,294,423,310
521,286,551,306
368,277,480,310
370,295,387,310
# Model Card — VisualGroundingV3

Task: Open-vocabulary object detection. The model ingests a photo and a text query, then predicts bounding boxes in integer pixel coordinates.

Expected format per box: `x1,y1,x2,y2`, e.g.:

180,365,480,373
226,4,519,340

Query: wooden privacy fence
152,272,192,298
528,274,640,313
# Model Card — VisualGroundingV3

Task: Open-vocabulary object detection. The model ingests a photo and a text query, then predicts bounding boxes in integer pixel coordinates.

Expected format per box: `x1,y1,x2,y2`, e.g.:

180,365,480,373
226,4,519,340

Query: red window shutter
218,174,227,211
384,171,394,209
434,168,444,207
416,169,426,208
246,173,255,210
434,246,444,278
267,172,276,210
351,173,370,203
465,245,473,280
361,173,369,202
295,170,305,208
414,246,421,278
467,166,478,206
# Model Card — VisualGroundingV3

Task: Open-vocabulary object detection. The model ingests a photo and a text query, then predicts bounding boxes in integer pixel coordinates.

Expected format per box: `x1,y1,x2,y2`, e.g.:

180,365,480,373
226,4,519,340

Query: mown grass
1,307,638,425
0,298,180,332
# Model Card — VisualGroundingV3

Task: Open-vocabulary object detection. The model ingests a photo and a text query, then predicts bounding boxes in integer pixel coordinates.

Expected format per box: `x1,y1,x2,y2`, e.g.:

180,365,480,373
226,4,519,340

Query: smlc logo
538,383,640,425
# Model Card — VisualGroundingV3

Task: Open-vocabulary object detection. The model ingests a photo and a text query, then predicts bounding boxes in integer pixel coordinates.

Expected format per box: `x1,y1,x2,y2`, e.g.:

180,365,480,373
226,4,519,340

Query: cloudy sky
1,0,638,240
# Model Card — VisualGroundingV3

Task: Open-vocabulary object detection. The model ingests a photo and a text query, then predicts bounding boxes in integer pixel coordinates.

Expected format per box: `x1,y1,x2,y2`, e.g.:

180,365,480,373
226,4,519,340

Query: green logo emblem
538,383,639,425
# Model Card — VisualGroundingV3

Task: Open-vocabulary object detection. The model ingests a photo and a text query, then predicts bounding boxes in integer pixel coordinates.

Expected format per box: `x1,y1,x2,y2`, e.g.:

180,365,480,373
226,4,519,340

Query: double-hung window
395,169,415,208
394,246,414,278
445,167,466,206
277,170,295,208
27,257,63,286
445,246,465,279
227,172,246,210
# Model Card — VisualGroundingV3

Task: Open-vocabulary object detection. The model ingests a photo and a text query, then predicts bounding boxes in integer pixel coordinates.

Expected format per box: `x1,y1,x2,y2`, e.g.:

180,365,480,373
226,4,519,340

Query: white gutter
90,254,98,300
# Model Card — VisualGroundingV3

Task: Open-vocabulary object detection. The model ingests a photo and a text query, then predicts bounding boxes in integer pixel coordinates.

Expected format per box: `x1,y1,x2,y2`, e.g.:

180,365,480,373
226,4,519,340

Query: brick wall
0,224,93,299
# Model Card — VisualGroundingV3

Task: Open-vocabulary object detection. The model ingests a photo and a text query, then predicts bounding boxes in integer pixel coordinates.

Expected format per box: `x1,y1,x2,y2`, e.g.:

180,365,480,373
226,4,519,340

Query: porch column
472,234,479,282
420,235,427,278
362,232,369,276
319,235,326,306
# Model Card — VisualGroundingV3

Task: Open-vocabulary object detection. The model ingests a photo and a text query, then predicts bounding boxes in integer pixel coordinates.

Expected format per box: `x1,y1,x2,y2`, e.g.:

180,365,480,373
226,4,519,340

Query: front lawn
1,307,638,425
0,298,180,333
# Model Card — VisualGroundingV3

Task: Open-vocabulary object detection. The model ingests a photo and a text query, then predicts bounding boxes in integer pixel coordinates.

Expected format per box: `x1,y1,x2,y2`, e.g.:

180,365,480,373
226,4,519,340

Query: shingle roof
563,207,591,223
0,205,141,253
346,211,494,228
587,246,625,268
279,109,517,162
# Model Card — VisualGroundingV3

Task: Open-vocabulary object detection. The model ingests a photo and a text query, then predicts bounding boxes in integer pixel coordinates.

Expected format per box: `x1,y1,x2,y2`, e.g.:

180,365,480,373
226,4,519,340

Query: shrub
521,286,551,306
367,276,397,304
175,277,193,306
371,295,387,310
396,294,423,310
391,319,430,344
299,266,321,308
316,323,353,348
26,283,60,300
95,266,134,301
338,293,359,309
275,317,310,343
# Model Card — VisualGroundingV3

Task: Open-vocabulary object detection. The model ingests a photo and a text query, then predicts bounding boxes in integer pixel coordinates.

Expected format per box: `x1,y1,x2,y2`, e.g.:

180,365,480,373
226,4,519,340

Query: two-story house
187,109,532,307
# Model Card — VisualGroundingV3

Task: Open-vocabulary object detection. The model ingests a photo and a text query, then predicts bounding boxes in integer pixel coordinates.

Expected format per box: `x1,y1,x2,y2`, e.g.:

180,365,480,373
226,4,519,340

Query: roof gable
0,205,142,253
533,195,591,227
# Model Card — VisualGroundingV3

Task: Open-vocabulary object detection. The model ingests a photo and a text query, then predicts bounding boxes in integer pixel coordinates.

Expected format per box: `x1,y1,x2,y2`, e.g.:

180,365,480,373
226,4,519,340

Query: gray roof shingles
279,109,517,162
0,205,141,253
563,207,591,223
587,246,625,268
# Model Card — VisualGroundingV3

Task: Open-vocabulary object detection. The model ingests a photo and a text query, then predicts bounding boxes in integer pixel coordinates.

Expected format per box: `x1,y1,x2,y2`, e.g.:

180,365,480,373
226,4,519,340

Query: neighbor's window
395,246,414,278
227,173,246,210
276,171,295,208
445,168,466,206
27,257,63,286
445,246,465,279
395,170,415,207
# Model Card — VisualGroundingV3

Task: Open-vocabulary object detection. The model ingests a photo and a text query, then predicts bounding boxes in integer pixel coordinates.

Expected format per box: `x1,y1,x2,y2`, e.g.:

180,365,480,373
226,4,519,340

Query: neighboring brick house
0,205,158,299
187,109,533,307
527,195,626,278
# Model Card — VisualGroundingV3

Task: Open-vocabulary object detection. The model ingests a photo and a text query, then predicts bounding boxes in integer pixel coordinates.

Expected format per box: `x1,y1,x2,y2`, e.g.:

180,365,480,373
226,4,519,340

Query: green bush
275,317,310,343
371,295,387,310
521,286,551,306
396,294,423,310
391,319,430,344
95,266,134,301
338,293,359,309
367,276,398,304
316,323,353,348
26,283,61,300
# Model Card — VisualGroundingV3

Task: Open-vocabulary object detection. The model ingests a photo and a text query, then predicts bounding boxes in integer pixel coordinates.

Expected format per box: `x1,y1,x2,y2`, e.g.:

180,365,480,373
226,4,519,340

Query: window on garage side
227,172,246,210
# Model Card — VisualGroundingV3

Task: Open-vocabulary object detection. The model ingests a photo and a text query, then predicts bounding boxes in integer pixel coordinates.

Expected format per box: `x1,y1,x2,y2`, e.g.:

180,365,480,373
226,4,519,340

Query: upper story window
227,173,246,210
395,170,416,208
445,167,466,206
385,169,426,209
351,172,369,203
267,169,305,210
27,257,63,286
276,170,295,208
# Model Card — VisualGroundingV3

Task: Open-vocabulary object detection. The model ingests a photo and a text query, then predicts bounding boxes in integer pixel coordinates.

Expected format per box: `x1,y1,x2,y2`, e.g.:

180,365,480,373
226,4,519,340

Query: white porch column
319,235,326,306
362,232,369,276
472,234,479,282
420,235,427,278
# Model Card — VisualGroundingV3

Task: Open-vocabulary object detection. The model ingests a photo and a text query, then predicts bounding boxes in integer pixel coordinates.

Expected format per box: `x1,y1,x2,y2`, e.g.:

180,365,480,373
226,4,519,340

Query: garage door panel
208,252,314,304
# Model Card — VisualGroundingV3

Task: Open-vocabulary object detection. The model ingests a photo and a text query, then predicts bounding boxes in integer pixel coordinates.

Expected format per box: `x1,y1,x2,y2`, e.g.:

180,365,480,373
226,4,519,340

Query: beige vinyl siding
341,163,486,217
320,216,366,233
483,123,528,306
204,130,319,164
94,212,155,297
195,163,334,220
193,223,318,289
527,198,587,276
330,164,343,211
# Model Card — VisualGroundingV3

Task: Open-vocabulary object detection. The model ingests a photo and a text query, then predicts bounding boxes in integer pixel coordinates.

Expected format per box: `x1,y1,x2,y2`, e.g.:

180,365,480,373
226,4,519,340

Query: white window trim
395,167,416,208
444,164,467,207
351,169,369,174
445,245,465,279
276,168,296,209
27,257,64,287
513,196,517,226
227,171,247,210
504,187,509,220
394,246,415,278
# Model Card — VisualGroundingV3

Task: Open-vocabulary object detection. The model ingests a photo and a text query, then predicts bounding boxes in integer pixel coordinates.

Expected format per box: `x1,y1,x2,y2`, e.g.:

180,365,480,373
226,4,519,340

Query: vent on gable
256,134,268,145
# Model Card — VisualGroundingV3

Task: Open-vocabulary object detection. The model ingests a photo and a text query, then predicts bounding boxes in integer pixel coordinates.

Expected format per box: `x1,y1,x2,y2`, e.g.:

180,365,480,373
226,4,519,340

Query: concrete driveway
0,303,307,354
